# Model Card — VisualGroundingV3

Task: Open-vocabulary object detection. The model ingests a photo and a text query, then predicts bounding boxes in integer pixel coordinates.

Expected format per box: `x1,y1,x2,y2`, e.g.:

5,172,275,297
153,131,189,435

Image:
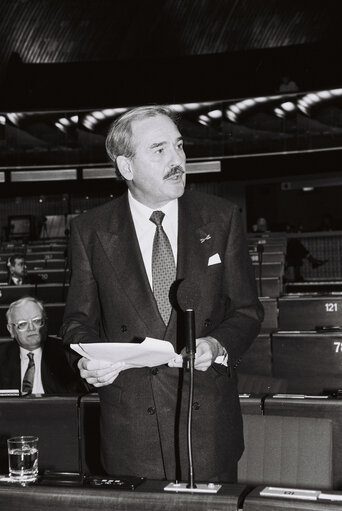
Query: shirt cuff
214,347,228,366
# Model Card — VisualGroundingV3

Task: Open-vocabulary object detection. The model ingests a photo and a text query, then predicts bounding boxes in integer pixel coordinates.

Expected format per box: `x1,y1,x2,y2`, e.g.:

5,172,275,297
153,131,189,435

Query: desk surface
0,480,247,511
244,487,342,511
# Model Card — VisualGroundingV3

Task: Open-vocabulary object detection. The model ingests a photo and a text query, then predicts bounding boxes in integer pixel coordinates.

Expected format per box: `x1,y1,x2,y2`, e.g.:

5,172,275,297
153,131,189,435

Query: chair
238,414,333,489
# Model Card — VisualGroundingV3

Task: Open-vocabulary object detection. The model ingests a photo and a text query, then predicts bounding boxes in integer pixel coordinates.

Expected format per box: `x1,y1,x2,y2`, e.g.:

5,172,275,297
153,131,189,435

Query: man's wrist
205,336,225,358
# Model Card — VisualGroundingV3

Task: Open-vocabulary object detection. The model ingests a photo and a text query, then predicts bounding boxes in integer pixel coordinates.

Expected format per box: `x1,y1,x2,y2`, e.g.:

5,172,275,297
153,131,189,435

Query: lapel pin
200,234,211,243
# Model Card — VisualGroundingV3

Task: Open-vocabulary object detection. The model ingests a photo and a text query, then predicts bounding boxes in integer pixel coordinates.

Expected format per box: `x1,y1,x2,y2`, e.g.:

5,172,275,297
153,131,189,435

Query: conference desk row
3,482,342,511
1,394,342,485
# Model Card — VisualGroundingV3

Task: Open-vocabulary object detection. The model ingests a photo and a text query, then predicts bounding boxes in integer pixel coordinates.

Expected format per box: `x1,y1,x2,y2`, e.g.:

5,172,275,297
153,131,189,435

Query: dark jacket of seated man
0,296,86,394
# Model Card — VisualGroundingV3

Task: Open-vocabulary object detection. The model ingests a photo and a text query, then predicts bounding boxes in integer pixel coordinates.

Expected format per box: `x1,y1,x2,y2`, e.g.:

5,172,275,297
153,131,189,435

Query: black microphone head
177,280,201,311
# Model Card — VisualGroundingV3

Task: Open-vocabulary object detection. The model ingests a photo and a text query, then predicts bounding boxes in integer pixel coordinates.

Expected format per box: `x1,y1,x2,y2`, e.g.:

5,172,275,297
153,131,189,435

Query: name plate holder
260,487,321,500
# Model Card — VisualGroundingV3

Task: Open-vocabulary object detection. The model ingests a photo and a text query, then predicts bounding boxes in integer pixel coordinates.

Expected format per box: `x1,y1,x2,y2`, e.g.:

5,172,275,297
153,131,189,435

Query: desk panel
0,481,247,511
272,332,342,393
0,396,80,474
264,396,342,489
278,295,342,331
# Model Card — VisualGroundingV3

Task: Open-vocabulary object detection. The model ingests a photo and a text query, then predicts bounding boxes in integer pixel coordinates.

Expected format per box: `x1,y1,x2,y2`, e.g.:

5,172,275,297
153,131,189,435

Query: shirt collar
128,190,178,229
19,346,42,358
11,276,22,285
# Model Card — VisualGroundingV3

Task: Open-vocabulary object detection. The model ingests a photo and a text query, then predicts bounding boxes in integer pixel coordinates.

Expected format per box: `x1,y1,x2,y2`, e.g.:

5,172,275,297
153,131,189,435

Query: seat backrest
238,414,333,489
0,395,80,474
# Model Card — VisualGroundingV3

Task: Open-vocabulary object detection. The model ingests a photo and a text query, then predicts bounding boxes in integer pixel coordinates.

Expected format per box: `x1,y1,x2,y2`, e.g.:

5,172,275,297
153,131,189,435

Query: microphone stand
164,309,221,494
185,309,196,489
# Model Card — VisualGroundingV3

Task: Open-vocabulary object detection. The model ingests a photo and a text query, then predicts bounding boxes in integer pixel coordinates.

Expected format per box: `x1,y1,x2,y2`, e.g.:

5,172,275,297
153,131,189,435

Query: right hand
77,357,126,387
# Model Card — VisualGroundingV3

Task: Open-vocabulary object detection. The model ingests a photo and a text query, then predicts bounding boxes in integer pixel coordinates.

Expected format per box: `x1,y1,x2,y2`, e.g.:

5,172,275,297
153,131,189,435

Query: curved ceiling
0,0,339,65
1,0,342,177
0,0,341,111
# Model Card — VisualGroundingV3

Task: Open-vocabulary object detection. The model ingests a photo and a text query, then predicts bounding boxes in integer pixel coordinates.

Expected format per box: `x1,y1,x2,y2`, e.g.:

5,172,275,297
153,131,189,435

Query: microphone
177,280,201,357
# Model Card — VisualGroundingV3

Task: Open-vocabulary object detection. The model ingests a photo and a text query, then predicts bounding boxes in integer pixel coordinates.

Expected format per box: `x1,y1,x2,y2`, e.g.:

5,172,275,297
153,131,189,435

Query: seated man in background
7,254,28,285
0,297,86,394
7,254,43,286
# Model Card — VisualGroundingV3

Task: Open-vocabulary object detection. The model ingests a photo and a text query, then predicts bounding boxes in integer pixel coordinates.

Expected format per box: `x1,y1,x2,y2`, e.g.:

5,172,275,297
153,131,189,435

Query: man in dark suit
0,296,86,394
61,105,263,482
7,254,28,285
6,254,42,286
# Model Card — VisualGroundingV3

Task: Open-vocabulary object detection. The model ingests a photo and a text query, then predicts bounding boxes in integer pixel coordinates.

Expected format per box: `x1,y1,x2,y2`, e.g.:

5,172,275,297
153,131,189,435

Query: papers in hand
71,337,181,368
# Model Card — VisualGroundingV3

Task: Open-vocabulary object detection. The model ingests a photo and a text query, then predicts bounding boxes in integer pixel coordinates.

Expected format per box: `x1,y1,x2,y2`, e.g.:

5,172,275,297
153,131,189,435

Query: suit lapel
165,192,216,342
4,342,21,390
96,193,166,336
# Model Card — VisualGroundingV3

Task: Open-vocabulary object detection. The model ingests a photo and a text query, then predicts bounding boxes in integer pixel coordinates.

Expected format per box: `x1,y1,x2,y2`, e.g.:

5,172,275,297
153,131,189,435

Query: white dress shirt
128,190,227,365
20,346,45,394
128,190,178,289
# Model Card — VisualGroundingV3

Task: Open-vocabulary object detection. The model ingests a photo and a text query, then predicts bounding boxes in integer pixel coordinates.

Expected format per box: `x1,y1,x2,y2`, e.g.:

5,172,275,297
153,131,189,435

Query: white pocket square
208,253,221,266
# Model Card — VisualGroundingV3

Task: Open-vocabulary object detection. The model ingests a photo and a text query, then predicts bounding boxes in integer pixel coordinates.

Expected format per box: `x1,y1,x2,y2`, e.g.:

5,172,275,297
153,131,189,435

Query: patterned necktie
150,210,176,325
22,352,35,394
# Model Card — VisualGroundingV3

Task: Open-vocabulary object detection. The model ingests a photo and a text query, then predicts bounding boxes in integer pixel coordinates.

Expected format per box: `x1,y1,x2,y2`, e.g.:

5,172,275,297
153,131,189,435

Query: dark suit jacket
0,336,86,394
61,190,263,481
8,274,43,286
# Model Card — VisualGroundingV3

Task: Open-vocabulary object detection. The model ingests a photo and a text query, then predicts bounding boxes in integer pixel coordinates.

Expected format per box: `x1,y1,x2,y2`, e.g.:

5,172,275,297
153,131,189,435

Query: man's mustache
164,166,185,180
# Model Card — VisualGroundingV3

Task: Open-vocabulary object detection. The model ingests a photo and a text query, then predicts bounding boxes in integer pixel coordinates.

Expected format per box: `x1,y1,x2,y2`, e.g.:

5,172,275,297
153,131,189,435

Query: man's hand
168,336,224,372
77,357,126,387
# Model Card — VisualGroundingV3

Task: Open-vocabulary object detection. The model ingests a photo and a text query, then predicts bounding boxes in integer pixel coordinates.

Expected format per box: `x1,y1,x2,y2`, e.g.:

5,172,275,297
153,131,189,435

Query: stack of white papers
71,337,181,367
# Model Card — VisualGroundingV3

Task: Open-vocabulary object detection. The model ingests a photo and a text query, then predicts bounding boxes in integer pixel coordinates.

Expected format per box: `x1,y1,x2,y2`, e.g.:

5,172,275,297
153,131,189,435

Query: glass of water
7,436,39,483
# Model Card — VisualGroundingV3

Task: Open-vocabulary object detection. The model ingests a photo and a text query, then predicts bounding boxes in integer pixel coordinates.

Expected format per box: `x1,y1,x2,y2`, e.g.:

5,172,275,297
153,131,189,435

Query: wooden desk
0,480,248,511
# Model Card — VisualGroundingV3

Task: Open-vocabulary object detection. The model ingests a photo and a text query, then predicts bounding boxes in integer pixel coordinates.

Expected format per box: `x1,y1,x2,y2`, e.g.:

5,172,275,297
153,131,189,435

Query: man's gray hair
6,296,46,324
105,105,178,179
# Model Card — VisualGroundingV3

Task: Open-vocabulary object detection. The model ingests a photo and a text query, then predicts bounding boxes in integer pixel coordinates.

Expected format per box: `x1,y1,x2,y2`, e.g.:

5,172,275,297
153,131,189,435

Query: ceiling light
59,118,70,126
227,111,237,122
281,102,296,112
330,88,342,96
274,107,285,118
207,109,222,119
183,103,200,110
92,111,106,120
317,91,332,99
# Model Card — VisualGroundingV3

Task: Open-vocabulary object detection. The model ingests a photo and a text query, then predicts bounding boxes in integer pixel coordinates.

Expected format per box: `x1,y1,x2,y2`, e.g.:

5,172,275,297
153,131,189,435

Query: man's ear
117,156,133,181
7,323,14,338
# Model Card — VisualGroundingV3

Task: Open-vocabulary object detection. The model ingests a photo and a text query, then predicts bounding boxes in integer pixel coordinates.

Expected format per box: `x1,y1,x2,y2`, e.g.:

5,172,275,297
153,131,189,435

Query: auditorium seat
278,294,342,330
0,283,69,304
238,414,333,489
79,393,104,475
259,298,278,332
0,395,80,474
253,262,284,278
264,395,342,489
272,331,342,393
250,250,285,264
255,276,282,298
237,373,288,394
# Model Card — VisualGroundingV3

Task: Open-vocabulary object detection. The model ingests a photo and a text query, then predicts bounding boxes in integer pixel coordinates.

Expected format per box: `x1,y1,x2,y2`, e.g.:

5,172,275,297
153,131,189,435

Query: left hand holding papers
78,357,132,387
